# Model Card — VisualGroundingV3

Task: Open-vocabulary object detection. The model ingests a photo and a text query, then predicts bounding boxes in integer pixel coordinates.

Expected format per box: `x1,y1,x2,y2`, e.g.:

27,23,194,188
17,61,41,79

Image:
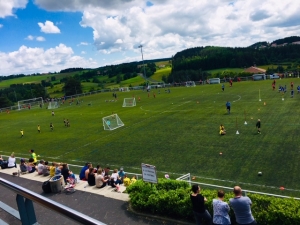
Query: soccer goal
122,98,136,107
48,101,59,109
18,97,44,110
119,87,130,92
186,81,196,87
209,78,220,84
102,114,124,131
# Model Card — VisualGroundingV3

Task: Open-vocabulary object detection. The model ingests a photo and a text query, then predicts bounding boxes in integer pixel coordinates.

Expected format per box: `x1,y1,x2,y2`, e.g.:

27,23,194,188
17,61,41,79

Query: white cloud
26,35,35,40
0,0,27,18
36,36,45,41
0,44,99,75
81,51,86,54
78,42,89,46
25,35,45,41
0,24,3,28
38,20,60,33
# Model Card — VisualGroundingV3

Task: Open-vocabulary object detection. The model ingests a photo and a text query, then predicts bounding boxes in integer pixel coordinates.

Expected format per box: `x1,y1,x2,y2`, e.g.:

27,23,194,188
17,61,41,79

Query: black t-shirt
88,173,95,186
61,168,69,182
190,194,206,213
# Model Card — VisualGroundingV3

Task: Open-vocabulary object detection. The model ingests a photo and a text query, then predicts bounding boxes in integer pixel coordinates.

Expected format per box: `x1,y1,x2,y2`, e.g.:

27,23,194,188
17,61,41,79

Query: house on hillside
244,66,266,74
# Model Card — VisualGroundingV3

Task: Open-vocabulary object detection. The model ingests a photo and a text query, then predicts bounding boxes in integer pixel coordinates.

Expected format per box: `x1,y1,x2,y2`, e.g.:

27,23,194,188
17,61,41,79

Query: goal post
48,101,59,109
186,81,196,87
119,87,130,92
102,114,124,131
18,97,44,110
122,98,136,107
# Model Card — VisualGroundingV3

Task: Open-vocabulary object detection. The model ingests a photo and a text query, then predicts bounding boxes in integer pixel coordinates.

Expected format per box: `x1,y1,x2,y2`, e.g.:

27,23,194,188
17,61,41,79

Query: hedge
126,179,300,225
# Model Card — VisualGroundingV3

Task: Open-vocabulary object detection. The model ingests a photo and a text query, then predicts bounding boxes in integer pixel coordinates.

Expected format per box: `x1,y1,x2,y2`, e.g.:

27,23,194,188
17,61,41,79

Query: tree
63,77,82,96
0,96,12,108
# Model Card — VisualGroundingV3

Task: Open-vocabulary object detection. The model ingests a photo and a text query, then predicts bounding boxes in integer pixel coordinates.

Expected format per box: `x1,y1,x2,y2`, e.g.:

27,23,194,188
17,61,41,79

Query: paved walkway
0,166,191,225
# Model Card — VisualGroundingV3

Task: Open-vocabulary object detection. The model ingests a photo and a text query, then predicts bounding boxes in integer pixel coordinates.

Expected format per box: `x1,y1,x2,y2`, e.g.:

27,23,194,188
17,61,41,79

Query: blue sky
0,0,300,76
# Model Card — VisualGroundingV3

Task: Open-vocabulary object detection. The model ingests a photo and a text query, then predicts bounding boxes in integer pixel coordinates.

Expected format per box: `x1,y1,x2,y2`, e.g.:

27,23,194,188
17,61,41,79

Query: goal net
122,98,136,107
186,81,196,87
102,114,124,131
48,101,59,109
18,97,44,110
119,87,130,92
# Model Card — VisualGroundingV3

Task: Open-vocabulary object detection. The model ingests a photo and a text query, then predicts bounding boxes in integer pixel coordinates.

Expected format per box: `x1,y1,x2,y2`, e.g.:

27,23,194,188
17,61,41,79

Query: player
256,119,261,134
291,89,294,98
225,101,231,114
29,149,38,165
106,119,111,127
291,82,294,89
222,83,225,91
50,123,54,131
37,125,41,133
219,125,226,135
20,129,24,138
51,111,55,116
297,85,300,94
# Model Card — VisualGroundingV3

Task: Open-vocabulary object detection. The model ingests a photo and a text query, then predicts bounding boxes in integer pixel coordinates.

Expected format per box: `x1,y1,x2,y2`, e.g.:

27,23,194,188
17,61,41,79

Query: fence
0,177,106,225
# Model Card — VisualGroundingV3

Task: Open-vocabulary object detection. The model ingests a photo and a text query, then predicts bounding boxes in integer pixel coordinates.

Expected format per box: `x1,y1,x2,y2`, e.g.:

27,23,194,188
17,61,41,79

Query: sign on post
141,163,158,184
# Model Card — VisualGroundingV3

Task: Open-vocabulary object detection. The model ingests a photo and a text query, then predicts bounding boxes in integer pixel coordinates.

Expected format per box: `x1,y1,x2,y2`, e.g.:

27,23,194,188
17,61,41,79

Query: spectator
37,160,45,175
123,174,131,187
87,167,95,186
118,167,125,182
95,168,109,188
85,164,93,181
27,158,36,173
229,186,257,225
61,163,70,183
66,171,76,185
55,163,62,176
131,175,137,185
190,184,212,225
111,168,122,187
79,162,90,180
42,161,50,176
49,162,56,177
7,152,17,168
19,158,28,173
212,190,231,225
104,167,111,184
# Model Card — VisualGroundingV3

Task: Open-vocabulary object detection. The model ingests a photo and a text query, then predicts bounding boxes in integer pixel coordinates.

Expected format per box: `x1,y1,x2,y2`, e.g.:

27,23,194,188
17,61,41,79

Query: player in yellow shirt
20,129,24,138
29,149,38,165
219,124,226,135
37,125,41,133
123,174,131,187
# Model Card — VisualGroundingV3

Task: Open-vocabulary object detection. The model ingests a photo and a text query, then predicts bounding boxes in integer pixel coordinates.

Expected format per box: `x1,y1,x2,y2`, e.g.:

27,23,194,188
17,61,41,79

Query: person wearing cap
29,149,37,165
118,167,125,182
229,186,257,225
7,152,17,168
37,160,45,175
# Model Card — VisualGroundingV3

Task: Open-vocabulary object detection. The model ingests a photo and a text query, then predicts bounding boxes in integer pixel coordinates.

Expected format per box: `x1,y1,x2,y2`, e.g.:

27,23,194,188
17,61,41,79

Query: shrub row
126,179,300,225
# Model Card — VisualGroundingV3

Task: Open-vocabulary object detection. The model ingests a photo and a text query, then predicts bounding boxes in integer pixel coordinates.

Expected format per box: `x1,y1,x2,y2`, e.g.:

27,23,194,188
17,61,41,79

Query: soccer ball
258,172,262,176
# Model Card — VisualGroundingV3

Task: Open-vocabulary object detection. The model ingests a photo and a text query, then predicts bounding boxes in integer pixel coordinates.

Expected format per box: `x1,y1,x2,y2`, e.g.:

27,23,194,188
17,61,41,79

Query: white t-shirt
111,172,118,182
8,157,16,167
37,163,44,174
95,174,104,188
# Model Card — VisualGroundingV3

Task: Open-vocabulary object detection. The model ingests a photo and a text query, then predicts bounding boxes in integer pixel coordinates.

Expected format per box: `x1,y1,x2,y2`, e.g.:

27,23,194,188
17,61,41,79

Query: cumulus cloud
38,20,60,33
0,44,98,75
36,36,45,41
0,0,27,18
78,42,89,46
25,35,45,41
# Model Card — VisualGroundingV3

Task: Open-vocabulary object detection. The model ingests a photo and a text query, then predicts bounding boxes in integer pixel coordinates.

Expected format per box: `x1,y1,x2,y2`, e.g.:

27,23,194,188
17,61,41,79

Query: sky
0,0,300,76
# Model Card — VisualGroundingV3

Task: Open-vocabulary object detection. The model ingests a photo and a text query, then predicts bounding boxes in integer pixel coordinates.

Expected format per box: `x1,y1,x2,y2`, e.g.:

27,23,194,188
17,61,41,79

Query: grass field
1,79,300,196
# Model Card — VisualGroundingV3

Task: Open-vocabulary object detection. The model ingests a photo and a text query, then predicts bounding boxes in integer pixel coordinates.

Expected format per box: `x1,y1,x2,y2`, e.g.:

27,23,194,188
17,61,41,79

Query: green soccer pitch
1,80,300,196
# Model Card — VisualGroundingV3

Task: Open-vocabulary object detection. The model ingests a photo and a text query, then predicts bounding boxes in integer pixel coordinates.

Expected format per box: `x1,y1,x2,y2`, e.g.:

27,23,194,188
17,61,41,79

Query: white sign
141,163,158,184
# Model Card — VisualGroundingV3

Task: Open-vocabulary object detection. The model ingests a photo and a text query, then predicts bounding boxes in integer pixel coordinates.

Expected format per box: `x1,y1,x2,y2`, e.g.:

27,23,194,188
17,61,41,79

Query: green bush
127,179,300,224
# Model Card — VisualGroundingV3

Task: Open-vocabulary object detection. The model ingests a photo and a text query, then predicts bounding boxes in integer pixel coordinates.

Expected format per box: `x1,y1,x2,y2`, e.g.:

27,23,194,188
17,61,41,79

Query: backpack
42,180,52,193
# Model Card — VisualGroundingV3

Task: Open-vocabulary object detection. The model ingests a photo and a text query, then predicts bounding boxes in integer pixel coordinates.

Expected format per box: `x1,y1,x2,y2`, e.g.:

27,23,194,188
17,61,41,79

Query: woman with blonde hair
8,152,17,168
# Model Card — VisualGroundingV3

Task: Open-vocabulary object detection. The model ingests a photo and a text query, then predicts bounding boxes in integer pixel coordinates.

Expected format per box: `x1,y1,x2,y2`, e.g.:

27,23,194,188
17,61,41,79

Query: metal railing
0,177,106,225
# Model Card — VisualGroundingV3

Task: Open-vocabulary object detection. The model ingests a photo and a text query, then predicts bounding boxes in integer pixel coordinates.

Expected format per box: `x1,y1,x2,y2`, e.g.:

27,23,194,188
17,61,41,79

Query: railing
0,177,106,225
176,173,300,200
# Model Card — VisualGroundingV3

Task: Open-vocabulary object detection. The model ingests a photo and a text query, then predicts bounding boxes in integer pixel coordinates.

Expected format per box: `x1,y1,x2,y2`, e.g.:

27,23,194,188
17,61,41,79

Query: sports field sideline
0,79,300,197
